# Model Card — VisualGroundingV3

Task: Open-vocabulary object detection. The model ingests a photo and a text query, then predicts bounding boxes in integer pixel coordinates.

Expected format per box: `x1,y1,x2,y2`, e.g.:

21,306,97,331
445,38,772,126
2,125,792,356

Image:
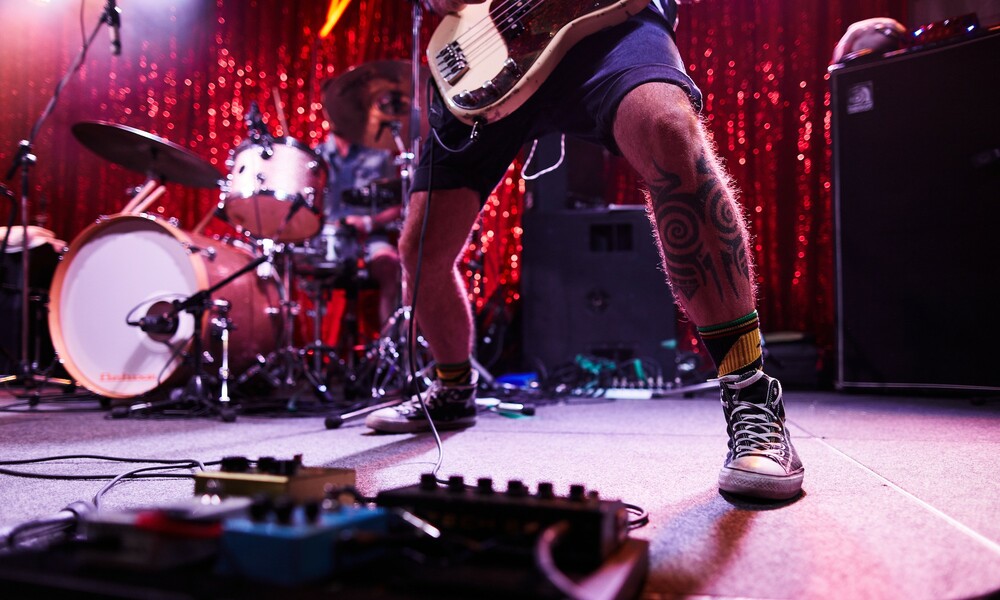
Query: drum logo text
100,372,157,382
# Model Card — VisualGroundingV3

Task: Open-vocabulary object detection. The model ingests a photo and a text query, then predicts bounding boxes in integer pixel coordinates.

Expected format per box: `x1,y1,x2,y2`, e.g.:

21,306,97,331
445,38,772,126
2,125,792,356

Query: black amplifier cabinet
830,28,1000,391
521,206,677,377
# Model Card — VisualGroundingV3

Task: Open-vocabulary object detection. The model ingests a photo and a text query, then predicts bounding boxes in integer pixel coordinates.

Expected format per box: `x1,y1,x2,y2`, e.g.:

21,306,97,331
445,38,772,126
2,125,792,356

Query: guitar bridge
434,41,469,85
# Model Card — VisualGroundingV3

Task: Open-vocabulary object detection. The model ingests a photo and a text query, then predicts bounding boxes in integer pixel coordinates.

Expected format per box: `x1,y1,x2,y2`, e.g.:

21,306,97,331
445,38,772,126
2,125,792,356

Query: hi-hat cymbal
321,60,428,152
72,121,222,189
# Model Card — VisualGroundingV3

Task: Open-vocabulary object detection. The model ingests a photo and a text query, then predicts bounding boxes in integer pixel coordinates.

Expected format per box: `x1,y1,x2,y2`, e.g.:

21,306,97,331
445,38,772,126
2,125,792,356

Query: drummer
318,64,407,325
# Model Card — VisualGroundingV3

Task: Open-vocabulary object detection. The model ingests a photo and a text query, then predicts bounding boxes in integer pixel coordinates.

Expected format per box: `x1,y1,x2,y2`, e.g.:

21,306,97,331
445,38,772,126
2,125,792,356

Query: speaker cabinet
521,206,676,377
831,30,1000,391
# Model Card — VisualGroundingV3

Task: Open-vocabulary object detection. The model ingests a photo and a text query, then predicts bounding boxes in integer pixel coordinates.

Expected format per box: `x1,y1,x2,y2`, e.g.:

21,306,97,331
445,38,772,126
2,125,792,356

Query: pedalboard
193,455,355,502
218,504,389,586
77,496,252,570
376,473,630,570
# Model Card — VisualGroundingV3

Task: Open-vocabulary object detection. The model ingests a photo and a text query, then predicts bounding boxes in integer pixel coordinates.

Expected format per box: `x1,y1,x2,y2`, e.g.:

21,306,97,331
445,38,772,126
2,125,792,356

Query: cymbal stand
1,2,118,391
325,304,432,429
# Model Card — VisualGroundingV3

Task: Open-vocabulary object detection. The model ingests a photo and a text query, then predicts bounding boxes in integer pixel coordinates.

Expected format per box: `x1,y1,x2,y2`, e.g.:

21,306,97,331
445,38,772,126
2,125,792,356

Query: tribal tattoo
648,154,750,302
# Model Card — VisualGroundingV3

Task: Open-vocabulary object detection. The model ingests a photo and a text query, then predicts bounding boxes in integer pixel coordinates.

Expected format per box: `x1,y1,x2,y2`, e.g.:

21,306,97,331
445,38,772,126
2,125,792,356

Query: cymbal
72,121,222,189
321,60,428,152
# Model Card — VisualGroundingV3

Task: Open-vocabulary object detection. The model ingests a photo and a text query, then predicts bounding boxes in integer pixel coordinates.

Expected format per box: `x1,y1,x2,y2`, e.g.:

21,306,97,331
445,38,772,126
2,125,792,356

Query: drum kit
8,60,430,421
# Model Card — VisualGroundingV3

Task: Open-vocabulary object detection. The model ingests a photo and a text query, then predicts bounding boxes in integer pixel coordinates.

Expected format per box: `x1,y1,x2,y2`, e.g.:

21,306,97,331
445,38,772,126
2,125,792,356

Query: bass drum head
49,215,280,399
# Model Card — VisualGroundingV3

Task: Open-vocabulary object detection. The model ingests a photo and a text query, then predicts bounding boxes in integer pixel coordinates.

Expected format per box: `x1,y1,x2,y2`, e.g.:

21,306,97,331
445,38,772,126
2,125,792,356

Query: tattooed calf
648,154,749,302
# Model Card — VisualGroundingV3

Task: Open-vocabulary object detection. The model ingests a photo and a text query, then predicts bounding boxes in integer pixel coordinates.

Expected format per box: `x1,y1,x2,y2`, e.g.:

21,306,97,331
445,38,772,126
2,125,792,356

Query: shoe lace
729,401,786,459
401,380,468,412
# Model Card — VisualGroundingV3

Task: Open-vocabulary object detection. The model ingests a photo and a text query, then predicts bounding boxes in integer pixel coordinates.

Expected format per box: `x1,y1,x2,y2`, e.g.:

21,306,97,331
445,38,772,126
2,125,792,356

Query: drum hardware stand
324,304,433,429
245,244,340,407
299,268,360,400
0,3,119,392
115,252,273,422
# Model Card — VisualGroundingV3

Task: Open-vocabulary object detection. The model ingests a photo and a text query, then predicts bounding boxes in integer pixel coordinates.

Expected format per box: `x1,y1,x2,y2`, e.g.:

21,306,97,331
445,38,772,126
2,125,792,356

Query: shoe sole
718,467,804,500
365,416,477,434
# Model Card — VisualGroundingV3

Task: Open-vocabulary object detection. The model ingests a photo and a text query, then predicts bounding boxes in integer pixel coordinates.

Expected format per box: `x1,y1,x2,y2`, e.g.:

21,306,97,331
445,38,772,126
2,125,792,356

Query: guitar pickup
435,41,469,85
453,59,523,112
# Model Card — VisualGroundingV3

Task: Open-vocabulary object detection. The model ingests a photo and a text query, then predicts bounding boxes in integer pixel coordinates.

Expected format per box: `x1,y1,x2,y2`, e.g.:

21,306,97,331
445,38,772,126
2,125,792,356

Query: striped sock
435,360,473,386
697,311,763,377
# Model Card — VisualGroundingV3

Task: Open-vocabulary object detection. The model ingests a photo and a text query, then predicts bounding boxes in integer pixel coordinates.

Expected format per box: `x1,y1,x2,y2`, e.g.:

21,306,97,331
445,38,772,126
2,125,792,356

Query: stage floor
1,383,999,599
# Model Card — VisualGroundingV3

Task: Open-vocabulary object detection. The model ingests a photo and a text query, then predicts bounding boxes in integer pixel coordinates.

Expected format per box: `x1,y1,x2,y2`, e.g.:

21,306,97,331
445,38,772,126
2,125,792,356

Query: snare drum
294,223,361,277
222,138,326,242
48,215,282,399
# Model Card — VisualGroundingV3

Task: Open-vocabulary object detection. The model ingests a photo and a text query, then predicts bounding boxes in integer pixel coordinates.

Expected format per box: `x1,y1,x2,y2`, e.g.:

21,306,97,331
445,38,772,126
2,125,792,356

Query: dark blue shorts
412,7,703,203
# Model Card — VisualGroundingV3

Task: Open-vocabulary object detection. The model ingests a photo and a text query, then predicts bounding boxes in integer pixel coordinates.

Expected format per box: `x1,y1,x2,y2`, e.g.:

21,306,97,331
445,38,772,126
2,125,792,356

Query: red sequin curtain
0,0,906,358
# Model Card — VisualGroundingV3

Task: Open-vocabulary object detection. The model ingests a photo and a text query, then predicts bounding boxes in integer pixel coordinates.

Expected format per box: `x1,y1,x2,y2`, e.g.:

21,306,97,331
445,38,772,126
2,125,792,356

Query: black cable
93,461,205,508
79,0,87,46
406,129,449,483
5,500,94,550
624,502,649,530
0,455,217,489
0,453,213,467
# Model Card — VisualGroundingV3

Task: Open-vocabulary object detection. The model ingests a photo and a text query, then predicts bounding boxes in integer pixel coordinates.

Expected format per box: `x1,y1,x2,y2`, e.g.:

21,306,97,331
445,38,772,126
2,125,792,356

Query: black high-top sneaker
717,369,804,500
365,371,478,433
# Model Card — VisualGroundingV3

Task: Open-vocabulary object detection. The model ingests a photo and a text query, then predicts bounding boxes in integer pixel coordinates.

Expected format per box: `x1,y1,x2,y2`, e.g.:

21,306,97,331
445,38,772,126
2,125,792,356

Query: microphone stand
0,2,119,393
114,250,274,422
325,1,427,429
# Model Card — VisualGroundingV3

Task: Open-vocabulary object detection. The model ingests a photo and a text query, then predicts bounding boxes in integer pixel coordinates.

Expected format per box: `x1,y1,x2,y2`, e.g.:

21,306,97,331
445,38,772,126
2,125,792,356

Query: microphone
245,101,274,158
375,120,401,143
106,0,122,56
133,313,179,336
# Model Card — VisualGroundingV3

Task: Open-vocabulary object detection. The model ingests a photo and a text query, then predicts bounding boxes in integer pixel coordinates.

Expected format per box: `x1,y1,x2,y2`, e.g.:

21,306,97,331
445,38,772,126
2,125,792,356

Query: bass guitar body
427,0,651,125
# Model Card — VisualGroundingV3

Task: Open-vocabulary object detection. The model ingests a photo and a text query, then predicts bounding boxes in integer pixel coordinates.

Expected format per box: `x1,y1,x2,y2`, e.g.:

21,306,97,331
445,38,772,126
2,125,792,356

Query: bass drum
49,215,281,399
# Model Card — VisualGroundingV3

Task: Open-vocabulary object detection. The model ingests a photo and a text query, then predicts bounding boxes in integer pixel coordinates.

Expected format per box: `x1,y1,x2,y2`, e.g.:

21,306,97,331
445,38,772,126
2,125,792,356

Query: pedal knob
506,479,528,497
476,477,494,494
221,456,250,472
569,484,586,501
256,456,277,474
447,475,465,492
274,497,295,525
249,494,272,522
303,501,322,523
537,482,555,499
419,473,438,490
276,460,299,477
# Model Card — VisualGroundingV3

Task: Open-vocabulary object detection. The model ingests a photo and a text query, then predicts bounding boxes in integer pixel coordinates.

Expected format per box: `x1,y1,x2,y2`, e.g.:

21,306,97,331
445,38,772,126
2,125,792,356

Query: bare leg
613,82,755,326
366,249,401,325
614,83,804,500
397,188,482,364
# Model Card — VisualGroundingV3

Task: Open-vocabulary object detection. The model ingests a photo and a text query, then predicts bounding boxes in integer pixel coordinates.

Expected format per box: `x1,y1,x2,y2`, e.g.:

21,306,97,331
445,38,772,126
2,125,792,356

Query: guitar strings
453,0,537,47
443,0,547,65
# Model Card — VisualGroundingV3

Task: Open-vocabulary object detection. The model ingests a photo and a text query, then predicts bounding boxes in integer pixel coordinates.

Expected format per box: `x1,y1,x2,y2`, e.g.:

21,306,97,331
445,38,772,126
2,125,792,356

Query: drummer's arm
372,204,402,231
343,205,402,234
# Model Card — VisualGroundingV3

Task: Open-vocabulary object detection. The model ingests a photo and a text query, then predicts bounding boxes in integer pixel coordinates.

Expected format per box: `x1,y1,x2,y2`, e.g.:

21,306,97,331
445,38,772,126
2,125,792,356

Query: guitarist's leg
613,81,755,327
614,81,804,500
398,188,482,366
